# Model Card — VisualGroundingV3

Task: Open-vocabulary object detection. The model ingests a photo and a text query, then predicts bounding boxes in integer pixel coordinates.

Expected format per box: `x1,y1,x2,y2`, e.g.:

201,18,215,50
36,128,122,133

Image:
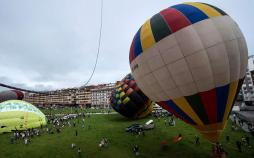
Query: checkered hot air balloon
110,74,153,119
129,2,248,142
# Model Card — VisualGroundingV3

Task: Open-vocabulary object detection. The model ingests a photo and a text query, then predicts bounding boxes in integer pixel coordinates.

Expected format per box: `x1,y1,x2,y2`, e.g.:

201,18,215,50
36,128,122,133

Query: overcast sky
0,0,253,92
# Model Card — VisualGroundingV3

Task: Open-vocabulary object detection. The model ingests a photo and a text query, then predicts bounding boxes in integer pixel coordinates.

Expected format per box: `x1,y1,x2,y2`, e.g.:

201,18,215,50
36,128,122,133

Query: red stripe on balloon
129,38,135,63
160,8,191,33
199,89,217,124
158,101,192,124
12,90,24,100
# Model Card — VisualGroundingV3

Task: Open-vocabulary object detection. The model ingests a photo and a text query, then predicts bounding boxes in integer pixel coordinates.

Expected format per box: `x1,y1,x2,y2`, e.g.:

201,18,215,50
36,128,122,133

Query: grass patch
0,114,253,158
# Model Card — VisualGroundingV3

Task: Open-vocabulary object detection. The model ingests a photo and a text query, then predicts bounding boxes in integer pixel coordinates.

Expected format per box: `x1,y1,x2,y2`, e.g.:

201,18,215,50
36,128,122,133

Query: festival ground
0,113,253,158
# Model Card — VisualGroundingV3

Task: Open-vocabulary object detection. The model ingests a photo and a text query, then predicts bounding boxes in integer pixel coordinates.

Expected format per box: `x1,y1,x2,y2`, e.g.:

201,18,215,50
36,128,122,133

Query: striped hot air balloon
0,90,24,103
129,2,248,142
110,74,153,119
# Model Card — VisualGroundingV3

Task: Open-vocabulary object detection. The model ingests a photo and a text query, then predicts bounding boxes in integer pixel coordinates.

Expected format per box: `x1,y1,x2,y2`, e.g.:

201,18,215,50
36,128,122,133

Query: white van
143,119,154,130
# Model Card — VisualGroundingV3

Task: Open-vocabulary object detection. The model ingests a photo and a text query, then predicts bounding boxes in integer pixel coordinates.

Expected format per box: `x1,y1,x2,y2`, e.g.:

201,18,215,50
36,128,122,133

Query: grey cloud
0,0,253,91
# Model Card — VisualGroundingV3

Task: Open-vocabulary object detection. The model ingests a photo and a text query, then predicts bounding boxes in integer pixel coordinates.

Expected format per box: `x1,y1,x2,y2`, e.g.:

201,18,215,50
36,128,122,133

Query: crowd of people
232,113,254,135
10,128,41,145
3,108,254,157
235,135,252,153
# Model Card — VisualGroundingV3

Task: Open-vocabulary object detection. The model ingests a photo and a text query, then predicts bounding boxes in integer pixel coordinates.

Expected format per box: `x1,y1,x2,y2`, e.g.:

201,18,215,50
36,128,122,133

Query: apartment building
91,83,115,109
75,86,94,108
23,83,115,108
241,55,254,102
24,88,77,106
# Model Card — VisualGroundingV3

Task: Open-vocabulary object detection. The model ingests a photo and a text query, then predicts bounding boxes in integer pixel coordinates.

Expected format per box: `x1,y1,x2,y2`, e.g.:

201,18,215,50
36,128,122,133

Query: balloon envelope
129,2,248,142
0,100,47,133
0,90,24,103
111,74,153,119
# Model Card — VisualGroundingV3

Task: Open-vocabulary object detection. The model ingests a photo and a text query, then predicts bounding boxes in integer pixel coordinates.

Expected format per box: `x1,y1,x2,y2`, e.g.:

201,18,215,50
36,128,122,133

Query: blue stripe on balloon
133,28,143,58
164,100,196,125
171,4,208,24
216,84,229,122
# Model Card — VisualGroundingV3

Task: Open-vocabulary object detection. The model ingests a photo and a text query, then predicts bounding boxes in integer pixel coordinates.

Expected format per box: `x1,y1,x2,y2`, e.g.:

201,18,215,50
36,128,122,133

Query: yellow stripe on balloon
194,122,225,143
173,97,204,125
184,2,222,18
222,80,239,123
138,103,153,118
140,19,156,51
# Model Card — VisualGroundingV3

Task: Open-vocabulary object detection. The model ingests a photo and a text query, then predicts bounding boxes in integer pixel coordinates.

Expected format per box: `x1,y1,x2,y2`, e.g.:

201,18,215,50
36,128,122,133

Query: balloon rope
0,0,104,93
0,83,45,94
83,0,104,86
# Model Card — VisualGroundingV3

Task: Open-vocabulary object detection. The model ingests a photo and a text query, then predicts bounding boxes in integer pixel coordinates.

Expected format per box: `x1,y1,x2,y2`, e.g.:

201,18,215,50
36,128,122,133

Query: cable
0,0,104,92
0,83,46,94
83,0,104,86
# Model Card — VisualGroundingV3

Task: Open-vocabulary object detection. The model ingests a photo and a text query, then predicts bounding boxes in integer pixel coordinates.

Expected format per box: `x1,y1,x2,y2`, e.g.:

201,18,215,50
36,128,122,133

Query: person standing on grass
236,141,242,152
233,114,237,125
142,130,145,136
226,135,230,144
245,136,250,147
195,135,200,145
24,138,28,145
161,139,168,151
78,147,81,157
75,130,78,136
250,129,254,139
241,136,247,146
71,143,76,149
133,145,139,156
172,119,176,127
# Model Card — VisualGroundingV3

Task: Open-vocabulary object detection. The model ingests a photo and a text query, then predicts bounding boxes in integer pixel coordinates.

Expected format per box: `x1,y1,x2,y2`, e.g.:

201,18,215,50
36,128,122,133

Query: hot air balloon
0,90,24,103
0,100,47,133
110,73,153,119
129,2,248,143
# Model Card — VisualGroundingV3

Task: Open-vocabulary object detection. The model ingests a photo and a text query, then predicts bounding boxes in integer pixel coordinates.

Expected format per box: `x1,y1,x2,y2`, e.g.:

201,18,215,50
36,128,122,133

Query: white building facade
241,55,254,102
91,83,115,109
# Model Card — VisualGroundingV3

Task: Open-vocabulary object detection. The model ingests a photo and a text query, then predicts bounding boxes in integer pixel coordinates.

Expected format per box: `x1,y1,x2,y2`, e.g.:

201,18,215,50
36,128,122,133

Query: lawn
0,114,253,158
40,107,114,115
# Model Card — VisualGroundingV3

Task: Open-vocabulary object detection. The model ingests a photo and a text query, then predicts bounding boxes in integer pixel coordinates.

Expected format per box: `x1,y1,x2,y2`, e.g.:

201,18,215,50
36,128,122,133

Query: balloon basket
211,143,227,158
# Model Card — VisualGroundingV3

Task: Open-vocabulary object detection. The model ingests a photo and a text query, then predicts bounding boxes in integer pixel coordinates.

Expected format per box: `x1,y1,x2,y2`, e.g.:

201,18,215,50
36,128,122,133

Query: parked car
125,124,143,133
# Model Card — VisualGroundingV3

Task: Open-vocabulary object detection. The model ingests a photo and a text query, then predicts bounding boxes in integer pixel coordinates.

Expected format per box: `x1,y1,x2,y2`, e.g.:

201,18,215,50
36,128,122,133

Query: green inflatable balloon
0,100,47,133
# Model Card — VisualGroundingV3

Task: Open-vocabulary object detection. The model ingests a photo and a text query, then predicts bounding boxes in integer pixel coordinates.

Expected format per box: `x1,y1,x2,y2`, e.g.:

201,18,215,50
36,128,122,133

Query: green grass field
0,114,253,158
40,107,114,115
